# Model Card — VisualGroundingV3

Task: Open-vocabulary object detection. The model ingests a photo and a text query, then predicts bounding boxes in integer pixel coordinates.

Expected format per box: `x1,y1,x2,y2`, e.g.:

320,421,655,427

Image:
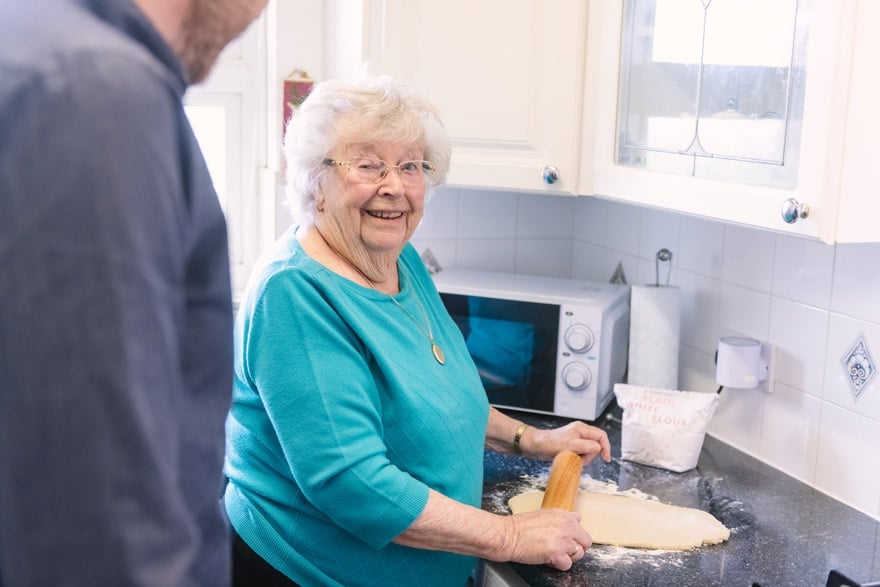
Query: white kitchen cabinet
580,0,879,244
359,0,587,195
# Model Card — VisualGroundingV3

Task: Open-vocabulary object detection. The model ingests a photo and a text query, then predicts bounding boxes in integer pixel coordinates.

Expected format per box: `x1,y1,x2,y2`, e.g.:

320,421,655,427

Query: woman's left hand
525,421,612,465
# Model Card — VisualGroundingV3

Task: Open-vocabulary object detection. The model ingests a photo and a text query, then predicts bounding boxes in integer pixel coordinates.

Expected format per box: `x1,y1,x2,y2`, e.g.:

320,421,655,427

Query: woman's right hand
491,509,592,571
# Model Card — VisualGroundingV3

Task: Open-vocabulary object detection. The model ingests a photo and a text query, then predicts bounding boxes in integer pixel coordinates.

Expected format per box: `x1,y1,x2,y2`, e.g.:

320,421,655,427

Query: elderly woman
223,75,612,586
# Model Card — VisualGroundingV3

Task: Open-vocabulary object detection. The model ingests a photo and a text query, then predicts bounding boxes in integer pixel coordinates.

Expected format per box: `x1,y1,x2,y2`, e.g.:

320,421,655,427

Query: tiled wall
413,187,880,520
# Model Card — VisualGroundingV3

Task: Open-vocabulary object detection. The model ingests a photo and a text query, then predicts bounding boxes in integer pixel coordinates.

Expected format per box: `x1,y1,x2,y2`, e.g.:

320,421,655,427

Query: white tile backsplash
457,189,517,238
759,382,821,483
708,386,765,455
678,215,724,278
675,269,720,354
678,344,716,395
717,282,772,342
516,193,575,239
571,240,639,284
419,188,460,239
413,190,880,519
832,243,880,325
574,197,640,256
772,233,835,308
454,238,516,272
721,224,776,293
638,207,681,262
814,402,880,517
769,298,829,398
409,238,457,273
515,239,572,277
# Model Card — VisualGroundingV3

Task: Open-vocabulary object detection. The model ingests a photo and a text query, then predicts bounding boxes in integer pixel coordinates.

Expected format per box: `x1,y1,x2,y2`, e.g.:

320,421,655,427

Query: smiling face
315,141,428,273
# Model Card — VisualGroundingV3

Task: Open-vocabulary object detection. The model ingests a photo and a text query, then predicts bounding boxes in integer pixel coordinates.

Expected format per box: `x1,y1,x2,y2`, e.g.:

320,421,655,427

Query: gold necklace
375,272,446,365
314,228,446,365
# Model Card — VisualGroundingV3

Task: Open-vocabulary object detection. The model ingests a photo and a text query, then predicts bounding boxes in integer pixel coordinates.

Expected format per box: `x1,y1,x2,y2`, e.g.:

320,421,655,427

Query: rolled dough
508,490,730,550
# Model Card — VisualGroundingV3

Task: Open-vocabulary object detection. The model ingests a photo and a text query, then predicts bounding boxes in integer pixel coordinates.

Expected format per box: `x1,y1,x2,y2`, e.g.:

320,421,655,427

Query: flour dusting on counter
581,475,660,502
587,544,685,568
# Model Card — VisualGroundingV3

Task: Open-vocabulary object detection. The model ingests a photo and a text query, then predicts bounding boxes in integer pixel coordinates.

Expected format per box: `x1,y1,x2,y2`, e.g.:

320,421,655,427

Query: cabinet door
365,0,586,194
834,0,880,243
582,0,868,243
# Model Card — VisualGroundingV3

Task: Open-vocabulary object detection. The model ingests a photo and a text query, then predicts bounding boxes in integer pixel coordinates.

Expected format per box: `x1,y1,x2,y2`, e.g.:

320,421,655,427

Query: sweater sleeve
240,268,429,549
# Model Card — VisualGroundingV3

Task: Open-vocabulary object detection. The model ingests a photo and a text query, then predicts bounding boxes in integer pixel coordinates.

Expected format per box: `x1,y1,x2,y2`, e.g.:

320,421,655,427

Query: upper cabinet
359,0,588,194
581,0,879,243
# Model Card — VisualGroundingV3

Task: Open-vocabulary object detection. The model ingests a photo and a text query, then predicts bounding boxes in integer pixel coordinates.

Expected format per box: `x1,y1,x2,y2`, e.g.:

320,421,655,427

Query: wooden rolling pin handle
540,450,583,511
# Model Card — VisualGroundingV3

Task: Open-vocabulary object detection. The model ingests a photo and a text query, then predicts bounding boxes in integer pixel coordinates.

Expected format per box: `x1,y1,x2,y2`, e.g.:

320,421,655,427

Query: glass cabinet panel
616,0,811,188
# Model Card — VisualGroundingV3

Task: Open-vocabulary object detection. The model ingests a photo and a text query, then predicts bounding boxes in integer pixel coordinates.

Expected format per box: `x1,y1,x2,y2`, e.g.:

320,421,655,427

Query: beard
175,0,264,84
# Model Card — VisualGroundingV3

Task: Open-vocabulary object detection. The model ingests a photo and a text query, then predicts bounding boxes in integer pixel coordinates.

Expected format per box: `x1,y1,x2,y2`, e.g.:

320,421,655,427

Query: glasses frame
323,157,438,186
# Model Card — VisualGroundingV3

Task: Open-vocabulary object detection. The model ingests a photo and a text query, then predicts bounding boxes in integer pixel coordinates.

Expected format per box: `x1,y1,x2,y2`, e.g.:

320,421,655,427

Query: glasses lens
399,160,436,185
349,157,385,183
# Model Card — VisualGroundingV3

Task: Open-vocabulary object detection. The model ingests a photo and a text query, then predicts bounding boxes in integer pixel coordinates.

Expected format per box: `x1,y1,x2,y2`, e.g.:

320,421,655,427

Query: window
615,0,810,189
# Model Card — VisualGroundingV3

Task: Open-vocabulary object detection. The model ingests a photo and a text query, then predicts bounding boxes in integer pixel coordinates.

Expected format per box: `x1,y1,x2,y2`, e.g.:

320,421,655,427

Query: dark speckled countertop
483,406,880,587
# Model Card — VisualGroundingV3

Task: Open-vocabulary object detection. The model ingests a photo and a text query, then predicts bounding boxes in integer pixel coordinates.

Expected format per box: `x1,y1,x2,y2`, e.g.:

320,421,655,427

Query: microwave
433,268,630,422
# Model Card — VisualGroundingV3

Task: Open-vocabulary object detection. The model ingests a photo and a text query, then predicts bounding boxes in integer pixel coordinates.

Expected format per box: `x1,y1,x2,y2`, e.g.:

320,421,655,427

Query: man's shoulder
0,1,175,106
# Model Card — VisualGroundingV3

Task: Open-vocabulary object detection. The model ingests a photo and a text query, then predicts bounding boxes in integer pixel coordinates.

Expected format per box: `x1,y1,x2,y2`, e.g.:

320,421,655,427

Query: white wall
412,187,880,521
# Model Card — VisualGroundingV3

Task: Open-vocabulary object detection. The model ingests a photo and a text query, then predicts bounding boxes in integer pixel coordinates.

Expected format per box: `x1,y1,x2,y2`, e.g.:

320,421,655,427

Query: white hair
282,74,452,225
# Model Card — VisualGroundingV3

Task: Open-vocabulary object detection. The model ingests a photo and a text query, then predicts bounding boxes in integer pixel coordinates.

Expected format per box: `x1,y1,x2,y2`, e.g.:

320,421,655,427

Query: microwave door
440,292,558,414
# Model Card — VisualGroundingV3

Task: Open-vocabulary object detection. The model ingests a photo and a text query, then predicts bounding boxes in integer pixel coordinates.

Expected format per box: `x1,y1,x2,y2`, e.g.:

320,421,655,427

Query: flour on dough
508,490,730,550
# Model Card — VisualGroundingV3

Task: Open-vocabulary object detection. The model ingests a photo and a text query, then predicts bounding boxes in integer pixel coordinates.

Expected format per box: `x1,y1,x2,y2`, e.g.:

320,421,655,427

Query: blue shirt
224,230,490,586
0,1,233,585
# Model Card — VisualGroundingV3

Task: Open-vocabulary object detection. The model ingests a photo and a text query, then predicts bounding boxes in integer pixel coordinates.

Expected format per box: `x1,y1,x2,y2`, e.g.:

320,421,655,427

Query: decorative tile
841,335,876,401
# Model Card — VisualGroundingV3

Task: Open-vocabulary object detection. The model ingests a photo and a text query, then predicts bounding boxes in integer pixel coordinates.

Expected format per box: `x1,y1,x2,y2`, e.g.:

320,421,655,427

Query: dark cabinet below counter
482,407,880,587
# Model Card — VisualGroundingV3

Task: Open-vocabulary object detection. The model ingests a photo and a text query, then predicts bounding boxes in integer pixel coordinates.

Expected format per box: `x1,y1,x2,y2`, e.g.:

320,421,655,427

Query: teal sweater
224,228,490,586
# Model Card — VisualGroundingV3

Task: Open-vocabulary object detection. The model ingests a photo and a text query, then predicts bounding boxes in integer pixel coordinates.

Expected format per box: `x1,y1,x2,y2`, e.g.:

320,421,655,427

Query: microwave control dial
564,324,595,354
562,362,592,392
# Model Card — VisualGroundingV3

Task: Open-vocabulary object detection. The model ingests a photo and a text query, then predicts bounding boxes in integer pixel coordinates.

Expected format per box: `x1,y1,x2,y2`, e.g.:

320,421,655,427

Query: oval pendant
432,343,446,365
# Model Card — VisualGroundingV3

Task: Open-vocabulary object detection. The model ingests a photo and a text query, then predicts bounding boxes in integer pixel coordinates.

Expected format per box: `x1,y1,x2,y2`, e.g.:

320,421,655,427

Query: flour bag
613,383,720,473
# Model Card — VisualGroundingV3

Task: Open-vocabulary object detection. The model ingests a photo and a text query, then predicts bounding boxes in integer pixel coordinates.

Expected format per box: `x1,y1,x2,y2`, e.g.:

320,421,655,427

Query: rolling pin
540,450,583,511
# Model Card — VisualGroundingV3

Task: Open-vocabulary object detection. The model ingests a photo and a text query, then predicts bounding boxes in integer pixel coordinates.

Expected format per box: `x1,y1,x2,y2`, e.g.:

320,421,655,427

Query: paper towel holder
715,336,769,390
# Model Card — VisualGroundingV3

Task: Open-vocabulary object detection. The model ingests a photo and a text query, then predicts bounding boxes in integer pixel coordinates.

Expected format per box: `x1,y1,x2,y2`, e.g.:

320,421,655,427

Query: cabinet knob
541,165,560,185
781,198,810,224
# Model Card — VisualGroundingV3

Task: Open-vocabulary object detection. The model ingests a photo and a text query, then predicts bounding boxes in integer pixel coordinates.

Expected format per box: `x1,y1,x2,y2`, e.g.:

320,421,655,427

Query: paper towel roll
627,285,681,390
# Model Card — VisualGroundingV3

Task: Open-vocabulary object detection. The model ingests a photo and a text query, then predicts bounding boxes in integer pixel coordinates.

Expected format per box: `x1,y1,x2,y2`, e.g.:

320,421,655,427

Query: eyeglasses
323,157,437,186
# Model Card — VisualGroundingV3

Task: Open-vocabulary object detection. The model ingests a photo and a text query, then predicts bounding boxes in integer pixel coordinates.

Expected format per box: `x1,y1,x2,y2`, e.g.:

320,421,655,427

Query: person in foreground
0,0,266,585
223,74,613,587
